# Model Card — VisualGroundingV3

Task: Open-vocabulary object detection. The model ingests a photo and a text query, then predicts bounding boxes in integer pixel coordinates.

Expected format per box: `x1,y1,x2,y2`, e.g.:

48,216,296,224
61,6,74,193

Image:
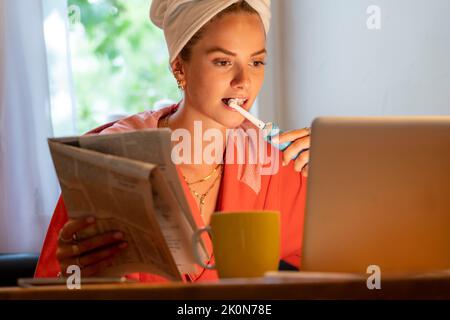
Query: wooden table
1,273,450,300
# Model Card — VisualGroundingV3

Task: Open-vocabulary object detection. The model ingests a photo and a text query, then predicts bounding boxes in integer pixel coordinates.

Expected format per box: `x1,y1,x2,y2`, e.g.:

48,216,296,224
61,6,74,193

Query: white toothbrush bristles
228,99,266,130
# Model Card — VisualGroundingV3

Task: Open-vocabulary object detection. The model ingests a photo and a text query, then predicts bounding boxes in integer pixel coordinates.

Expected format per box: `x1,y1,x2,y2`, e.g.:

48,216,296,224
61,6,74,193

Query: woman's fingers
282,136,310,166
270,127,311,170
60,242,128,277
78,242,127,270
77,231,125,256
294,150,310,175
58,217,96,244
81,257,116,277
271,127,310,144
56,230,125,261
57,218,129,277
302,164,309,177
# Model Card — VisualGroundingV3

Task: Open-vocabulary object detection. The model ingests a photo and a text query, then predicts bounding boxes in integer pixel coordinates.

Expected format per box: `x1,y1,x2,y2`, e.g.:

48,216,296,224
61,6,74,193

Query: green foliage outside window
68,0,179,134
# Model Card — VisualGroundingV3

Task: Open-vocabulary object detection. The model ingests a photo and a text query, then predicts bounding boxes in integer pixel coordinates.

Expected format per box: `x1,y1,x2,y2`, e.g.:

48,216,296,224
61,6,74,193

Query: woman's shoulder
97,104,179,135
99,109,157,134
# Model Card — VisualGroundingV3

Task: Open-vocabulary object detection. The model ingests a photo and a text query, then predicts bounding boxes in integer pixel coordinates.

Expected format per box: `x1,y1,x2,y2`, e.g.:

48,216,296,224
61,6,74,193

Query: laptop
299,116,450,275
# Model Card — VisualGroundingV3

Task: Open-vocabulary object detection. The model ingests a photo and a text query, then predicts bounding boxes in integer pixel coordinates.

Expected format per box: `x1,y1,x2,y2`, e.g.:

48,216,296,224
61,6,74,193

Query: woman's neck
169,100,226,135
166,100,227,176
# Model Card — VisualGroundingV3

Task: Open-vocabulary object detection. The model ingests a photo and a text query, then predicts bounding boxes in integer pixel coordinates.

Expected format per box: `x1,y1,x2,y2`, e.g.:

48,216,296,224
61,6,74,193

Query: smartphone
17,277,137,288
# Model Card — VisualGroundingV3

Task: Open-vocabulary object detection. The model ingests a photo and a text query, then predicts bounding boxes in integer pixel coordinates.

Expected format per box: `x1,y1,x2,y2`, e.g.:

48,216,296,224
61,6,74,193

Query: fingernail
114,232,123,239
86,217,95,223
271,136,279,143
119,242,128,249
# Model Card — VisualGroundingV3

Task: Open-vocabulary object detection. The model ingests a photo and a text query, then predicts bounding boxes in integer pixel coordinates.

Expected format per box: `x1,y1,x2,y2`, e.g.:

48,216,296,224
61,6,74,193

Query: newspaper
48,129,208,281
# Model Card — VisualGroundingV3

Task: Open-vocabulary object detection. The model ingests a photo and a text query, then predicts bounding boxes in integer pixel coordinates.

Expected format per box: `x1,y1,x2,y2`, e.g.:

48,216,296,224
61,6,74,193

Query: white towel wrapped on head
150,0,271,63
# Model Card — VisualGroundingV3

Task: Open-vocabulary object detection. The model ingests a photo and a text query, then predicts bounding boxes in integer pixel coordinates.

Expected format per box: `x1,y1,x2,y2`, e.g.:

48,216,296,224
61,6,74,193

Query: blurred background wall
260,0,450,129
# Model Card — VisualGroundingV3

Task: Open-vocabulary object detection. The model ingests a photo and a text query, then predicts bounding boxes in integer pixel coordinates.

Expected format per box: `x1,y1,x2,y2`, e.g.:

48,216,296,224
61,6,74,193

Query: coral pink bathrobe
35,104,307,282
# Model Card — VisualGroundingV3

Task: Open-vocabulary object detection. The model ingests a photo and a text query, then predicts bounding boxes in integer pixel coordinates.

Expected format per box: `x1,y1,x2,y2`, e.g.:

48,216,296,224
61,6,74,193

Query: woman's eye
252,60,267,67
214,60,232,67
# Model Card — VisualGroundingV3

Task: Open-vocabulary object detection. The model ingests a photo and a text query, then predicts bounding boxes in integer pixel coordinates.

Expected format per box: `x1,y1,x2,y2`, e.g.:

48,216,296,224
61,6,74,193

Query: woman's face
177,12,267,128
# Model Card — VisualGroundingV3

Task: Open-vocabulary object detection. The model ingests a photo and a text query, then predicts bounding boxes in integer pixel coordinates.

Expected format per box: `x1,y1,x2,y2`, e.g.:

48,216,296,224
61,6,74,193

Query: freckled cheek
189,81,221,104
250,73,265,93
254,73,264,85
200,76,230,95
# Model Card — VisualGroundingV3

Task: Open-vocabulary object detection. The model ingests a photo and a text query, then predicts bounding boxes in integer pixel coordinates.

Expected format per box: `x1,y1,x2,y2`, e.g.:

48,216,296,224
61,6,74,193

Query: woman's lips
222,99,248,112
222,101,238,112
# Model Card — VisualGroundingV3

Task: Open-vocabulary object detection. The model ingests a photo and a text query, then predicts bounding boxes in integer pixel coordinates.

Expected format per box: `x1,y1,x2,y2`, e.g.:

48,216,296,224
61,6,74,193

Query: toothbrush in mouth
227,98,293,152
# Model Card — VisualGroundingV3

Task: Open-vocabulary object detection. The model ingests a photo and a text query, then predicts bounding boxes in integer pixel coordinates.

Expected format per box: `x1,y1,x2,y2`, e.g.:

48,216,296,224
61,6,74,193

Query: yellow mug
192,211,280,278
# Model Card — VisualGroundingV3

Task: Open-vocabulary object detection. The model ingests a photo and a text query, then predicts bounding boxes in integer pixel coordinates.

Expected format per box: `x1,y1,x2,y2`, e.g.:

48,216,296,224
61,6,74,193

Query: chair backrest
0,253,39,287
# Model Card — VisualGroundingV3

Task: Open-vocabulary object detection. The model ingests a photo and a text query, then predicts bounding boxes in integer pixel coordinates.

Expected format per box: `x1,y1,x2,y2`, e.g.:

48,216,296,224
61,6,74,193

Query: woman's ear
170,56,186,90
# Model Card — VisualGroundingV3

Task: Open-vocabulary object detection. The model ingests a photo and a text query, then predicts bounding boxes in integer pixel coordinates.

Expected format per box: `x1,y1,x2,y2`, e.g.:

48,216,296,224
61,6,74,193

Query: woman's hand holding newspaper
56,217,128,277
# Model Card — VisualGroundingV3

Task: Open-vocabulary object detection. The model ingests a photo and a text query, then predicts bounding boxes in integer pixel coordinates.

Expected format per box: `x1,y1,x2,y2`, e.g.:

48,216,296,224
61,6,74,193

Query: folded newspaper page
48,129,209,281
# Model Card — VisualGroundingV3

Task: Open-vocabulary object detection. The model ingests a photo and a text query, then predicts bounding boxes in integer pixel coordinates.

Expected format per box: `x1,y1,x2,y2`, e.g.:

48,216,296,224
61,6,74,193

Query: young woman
35,0,311,283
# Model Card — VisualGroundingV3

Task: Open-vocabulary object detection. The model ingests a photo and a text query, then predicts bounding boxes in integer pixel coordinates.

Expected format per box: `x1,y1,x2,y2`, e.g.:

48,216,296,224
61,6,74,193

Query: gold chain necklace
183,164,223,218
184,163,222,185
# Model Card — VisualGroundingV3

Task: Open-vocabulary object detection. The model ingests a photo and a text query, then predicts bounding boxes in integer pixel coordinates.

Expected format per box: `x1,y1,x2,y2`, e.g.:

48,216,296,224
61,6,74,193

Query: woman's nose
231,66,251,90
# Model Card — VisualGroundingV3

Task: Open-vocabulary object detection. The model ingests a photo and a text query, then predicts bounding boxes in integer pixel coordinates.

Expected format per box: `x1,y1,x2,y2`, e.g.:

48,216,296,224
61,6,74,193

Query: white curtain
0,0,60,253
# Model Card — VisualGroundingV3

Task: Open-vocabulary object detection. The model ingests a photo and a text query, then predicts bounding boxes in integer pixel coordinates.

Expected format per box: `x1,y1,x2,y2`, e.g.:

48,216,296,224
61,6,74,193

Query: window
67,0,179,134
